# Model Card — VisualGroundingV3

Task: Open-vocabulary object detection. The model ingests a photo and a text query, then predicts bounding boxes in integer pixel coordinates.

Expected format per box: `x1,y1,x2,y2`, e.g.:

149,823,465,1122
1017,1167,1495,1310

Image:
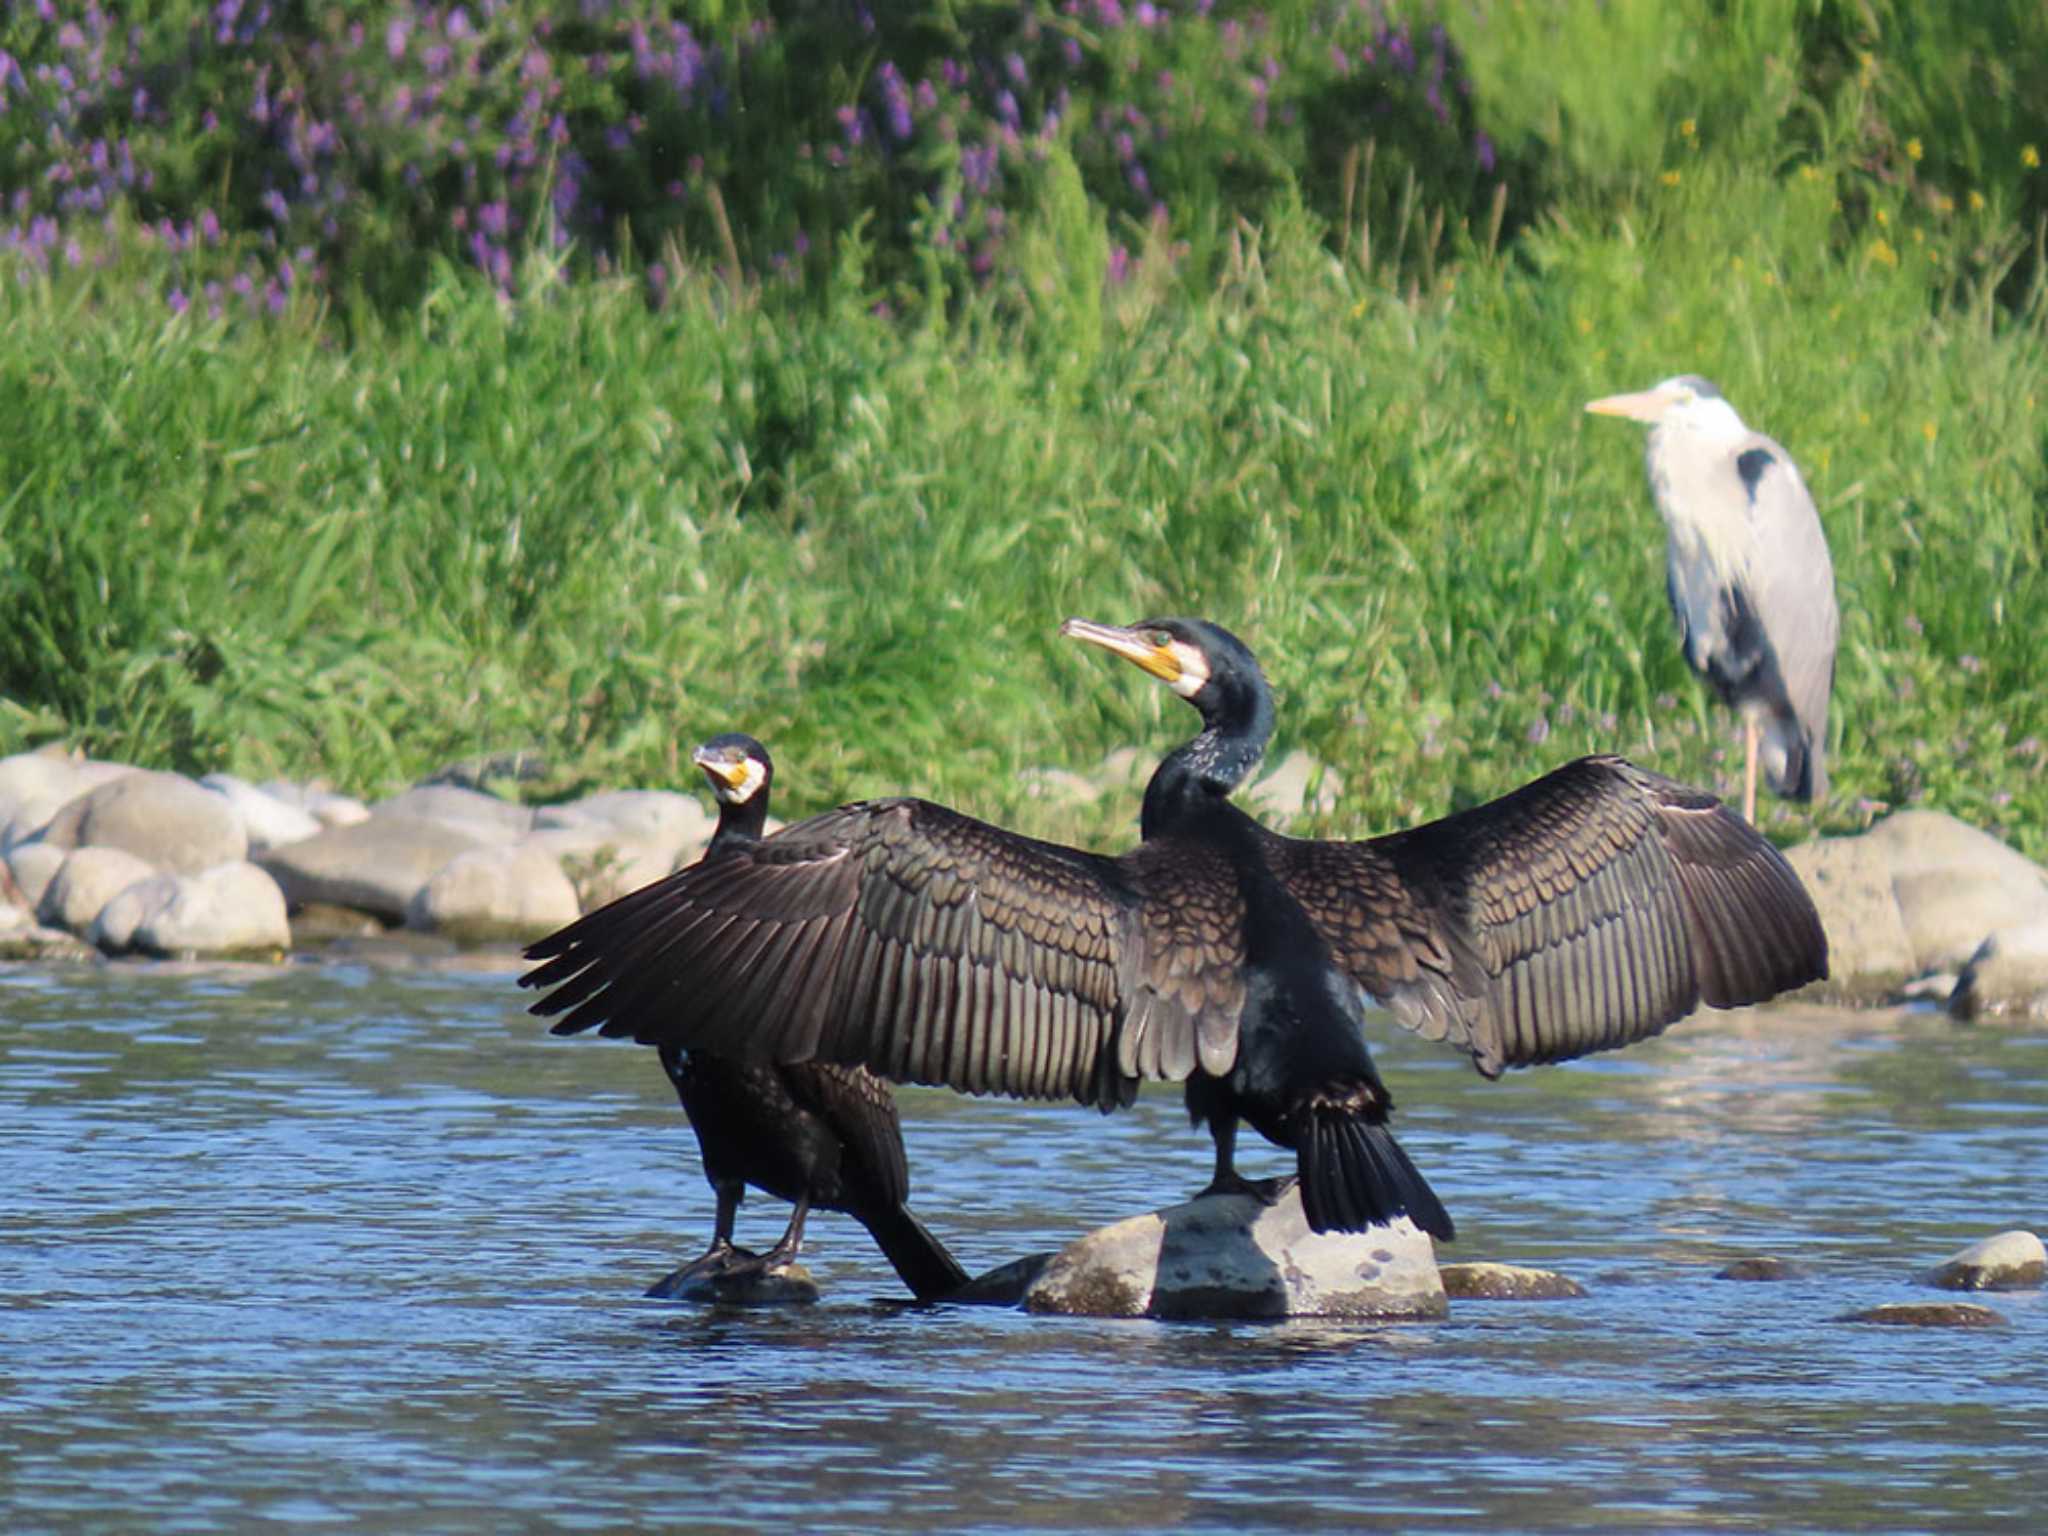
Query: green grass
4,5,2047,859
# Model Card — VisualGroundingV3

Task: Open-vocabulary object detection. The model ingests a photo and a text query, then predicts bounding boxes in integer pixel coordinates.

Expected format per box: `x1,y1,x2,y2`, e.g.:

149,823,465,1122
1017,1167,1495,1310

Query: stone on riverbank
373,784,536,843
34,770,248,875
257,815,494,922
200,773,326,852
258,780,371,829
405,844,582,943
1020,1188,1445,1320
1787,810,2048,1011
1840,1302,2008,1328
0,749,136,851
91,862,290,957
1947,925,2048,1021
1917,1230,2046,1292
9,839,73,914
37,846,158,933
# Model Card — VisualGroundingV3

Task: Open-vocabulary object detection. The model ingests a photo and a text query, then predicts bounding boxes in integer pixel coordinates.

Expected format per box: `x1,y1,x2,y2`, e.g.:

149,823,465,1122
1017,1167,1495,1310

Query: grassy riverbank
4,3,2046,855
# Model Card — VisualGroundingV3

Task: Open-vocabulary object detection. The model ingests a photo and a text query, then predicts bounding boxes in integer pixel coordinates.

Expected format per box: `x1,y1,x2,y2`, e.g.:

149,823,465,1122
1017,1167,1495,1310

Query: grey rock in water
35,770,248,875
1440,1262,1587,1300
37,845,158,934
1022,1188,1445,1321
1917,1230,2046,1292
1872,811,2048,971
1947,925,2048,1021
0,920,99,961
90,862,290,957
1840,1302,2008,1328
372,784,534,843
534,788,715,848
404,843,582,943
200,773,325,852
1715,1256,1811,1282
1784,810,2048,999
1782,834,1915,986
645,1259,821,1306
257,815,494,921
7,839,70,913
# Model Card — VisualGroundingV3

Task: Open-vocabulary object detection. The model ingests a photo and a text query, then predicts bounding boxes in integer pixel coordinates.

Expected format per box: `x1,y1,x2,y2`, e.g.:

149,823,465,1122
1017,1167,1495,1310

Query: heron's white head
1585,375,1748,441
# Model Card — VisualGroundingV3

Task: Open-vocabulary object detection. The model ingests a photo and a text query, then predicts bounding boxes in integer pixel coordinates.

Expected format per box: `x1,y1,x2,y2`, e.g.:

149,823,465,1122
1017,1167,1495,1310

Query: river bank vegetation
3,2,2045,854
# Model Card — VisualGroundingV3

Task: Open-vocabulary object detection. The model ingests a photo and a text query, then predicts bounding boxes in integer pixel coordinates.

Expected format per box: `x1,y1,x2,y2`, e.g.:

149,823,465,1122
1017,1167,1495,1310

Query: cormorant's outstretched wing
522,797,1246,1107
1274,755,1828,1078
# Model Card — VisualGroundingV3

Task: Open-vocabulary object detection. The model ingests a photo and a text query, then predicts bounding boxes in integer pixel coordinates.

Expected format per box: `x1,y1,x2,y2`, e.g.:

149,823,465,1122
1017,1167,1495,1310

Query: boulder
532,788,715,851
125,862,290,957
644,1258,820,1305
200,773,326,852
35,770,247,875
371,784,534,843
0,921,99,961
259,780,371,829
7,839,69,912
1439,1262,1586,1300
257,815,493,921
1021,1189,1445,1320
1917,1230,2046,1292
1782,834,1915,984
1839,1302,2008,1328
37,845,158,934
1715,1256,1810,1282
521,825,699,911
1864,810,2048,972
1947,925,2048,1021
404,843,583,943
0,750,136,850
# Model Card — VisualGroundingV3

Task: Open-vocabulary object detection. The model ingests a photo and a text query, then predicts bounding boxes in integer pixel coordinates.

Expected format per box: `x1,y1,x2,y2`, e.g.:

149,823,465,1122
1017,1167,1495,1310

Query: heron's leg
1743,715,1760,825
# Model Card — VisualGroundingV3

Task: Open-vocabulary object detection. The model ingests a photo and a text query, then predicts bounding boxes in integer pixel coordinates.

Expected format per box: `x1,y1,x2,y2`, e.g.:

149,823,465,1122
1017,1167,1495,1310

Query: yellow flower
1800,164,1822,182
1660,169,1681,187
1969,189,1986,211
2025,145,2041,169
1680,118,1697,139
1868,237,1898,267
1351,298,1368,319
1874,207,1889,226
1761,271,1777,287
1857,410,1872,427
1921,419,1937,443
1730,255,1745,272
1934,193,1954,214
1577,315,1594,335
1906,137,1923,162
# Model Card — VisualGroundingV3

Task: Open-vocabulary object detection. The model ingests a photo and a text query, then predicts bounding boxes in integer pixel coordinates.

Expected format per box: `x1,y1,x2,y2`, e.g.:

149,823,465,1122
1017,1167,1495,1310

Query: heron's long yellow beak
691,745,750,791
1059,617,1183,685
1584,387,1674,424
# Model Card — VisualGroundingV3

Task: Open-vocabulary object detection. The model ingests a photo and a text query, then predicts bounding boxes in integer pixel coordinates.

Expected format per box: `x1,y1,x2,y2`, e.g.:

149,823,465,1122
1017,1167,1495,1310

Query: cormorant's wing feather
1276,755,1827,1077
522,797,1242,1107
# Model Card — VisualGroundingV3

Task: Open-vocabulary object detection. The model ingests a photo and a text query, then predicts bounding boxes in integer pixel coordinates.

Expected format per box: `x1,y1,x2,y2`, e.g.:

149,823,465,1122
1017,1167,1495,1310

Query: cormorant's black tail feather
1298,1109,1454,1241
858,1203,971,1301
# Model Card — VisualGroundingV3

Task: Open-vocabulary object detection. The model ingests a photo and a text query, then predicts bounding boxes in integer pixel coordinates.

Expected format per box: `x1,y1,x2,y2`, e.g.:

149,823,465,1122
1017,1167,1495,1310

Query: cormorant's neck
1139,687,1274,838
709,796,768,852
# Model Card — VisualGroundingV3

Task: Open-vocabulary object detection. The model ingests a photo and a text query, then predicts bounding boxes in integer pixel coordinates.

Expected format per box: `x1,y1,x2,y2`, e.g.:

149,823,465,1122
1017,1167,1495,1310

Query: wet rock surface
1439,1262,1587,1300
1840,1302,2009,1328
1715,1256,1811,1282
1917,1230,2046,1292
1020,1188,1445,1321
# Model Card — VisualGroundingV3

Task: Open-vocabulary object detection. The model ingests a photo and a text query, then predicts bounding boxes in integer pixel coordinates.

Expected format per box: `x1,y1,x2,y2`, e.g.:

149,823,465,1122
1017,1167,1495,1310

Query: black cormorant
525,625,1828,1240
637,733,967,1301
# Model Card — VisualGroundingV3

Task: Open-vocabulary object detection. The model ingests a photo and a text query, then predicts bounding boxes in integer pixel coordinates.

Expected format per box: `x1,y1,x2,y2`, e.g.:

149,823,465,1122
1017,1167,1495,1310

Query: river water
3,958,2044,1532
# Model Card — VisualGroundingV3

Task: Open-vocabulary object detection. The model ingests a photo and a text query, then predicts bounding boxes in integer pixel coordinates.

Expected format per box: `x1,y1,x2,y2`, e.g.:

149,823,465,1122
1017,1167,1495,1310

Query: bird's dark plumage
603,732,966,1302
524,623,1829,1243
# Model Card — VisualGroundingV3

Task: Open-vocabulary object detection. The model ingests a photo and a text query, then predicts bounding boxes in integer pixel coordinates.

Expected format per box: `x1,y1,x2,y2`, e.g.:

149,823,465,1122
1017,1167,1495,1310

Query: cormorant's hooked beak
1585,386,1677,424
1060,617,1184,685
692,745,752,794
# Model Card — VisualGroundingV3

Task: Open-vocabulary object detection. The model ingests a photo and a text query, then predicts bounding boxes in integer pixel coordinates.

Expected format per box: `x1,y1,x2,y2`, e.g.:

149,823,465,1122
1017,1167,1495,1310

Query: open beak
691,745,749,791
1059,617,1183,685
1584,387,1674,424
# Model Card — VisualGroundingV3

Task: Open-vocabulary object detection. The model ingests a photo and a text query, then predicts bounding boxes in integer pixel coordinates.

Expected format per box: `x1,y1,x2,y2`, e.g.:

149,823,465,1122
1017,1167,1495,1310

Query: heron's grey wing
521,798,1234,1107
1276,756,1828,1077
1732,432,1839,795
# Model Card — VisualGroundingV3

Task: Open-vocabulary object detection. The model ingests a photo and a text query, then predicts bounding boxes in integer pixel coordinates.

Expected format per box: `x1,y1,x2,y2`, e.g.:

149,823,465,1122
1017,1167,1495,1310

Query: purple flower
1107,244,1130,285
386,17,409,60
167,287,188,314
1476,131,1496,174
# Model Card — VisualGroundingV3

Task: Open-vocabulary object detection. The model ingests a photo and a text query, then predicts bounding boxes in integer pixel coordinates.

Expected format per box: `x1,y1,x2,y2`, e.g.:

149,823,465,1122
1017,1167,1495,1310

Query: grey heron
1586,375,1839,824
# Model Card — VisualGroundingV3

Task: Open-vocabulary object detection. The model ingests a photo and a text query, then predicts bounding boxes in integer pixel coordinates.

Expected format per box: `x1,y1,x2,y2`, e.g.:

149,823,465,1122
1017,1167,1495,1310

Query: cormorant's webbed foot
645,1240,759,1298
1196,1171,1298,1206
